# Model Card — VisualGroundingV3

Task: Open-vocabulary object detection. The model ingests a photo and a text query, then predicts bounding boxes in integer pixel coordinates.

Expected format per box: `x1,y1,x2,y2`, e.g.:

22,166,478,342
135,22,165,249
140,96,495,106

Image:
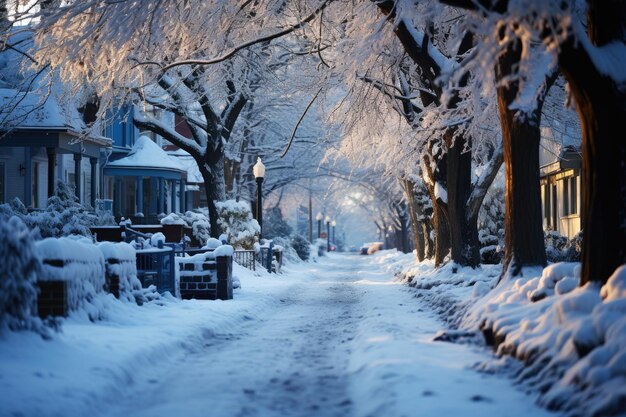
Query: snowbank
462,263,626,416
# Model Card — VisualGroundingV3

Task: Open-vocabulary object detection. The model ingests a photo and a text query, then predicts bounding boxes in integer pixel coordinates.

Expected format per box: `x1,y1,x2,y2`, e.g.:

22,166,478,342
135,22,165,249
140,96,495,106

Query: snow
107,136,186,172
0,252,557,417
159,213,186,225
434,181,448,203
213,244,234,257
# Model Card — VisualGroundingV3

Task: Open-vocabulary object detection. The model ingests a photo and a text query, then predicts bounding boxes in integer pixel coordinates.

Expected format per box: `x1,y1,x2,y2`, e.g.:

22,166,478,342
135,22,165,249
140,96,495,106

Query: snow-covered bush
478,184,505,264
545,230,568,262
216,200,260,250
2,181,115,239
545,230,583,262
291,234,310,261
0,215,42,333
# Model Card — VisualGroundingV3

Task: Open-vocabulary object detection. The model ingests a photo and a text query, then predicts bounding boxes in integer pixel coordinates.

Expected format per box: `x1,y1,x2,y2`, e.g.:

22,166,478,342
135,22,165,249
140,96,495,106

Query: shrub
262,207,292,239
291,234,310,261
216,200,260,250
0,215,42,333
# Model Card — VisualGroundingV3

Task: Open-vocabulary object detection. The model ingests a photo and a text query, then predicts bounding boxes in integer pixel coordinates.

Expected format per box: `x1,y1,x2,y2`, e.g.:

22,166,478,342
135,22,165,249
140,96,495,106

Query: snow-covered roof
107,135,186,172
167,148,204,183
0,87,74,129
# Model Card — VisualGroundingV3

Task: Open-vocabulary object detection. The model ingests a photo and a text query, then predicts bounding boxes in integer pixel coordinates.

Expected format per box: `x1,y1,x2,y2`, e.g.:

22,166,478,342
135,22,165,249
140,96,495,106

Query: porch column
23,147,32,207
179,179,185,212
90,157,97,208
73,153,82,202
136,177,143,215
115,178,123,218
46,147,56,198
170,180,176,213
158,178,165,214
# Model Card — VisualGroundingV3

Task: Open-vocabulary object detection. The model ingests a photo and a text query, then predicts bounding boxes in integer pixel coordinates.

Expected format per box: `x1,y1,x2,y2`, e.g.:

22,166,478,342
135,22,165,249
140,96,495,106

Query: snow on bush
0,215,43,333
545,230,583,262
465,263,626,416
0,181,115,239
478,184,504,264
36,236,106,320
290,234,310,261
216,200,260,250
270,236,299,263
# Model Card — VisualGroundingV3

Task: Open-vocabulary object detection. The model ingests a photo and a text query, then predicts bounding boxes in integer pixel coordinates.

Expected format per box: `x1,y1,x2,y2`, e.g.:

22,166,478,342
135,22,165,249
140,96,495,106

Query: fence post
267,242,273,273
216,255,233,300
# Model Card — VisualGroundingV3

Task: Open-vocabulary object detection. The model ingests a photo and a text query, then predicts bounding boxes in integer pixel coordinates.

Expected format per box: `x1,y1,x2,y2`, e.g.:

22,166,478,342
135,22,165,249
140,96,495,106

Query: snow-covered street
1,252,557,417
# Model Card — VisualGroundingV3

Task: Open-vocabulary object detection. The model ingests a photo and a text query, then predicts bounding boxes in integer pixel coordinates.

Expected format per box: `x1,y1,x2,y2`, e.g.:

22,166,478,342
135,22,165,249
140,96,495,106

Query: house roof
107,135,187,173
167,148,204,184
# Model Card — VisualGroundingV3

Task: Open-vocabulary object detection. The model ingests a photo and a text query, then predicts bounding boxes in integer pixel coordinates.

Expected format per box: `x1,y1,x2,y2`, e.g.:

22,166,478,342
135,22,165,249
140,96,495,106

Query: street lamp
316,212,323,239
325,215,331,252
331,220,336,246
253,157,265,239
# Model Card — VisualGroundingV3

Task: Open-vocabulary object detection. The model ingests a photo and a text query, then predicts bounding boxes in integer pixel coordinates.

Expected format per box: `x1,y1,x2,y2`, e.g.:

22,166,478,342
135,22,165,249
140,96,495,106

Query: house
539,131,582,240
0,29,111,208
101,106,190,223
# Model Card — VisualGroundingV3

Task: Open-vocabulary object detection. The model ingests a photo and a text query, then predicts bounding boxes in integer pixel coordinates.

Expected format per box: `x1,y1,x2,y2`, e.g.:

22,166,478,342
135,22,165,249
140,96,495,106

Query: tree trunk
403,179,425,261
496,41,547,280
423,219,434,259
446,131,481,267
423,152,451,267
558,1,626,284
398,202,410,254
197,153,226,238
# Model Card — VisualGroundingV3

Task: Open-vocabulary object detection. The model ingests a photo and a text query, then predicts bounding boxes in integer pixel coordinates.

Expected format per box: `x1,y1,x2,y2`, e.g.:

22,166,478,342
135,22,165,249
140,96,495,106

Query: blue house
101,106,189,223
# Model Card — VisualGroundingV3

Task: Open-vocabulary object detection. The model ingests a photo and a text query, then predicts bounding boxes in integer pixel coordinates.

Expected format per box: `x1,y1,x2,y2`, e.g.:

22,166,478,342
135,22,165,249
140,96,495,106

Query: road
93,253,556,417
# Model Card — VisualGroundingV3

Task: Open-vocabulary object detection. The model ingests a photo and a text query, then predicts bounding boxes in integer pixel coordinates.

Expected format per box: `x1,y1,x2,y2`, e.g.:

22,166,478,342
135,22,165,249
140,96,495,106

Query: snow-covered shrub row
0,216,43,333
36,236,106,318
216,200,260,250
465,263,626,416
545,230,583,262
98,242,143,302
0,181,115,239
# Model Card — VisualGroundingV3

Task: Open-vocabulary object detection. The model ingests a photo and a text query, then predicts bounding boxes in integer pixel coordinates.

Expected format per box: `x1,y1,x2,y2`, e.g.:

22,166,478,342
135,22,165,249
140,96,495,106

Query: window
0,162,5,204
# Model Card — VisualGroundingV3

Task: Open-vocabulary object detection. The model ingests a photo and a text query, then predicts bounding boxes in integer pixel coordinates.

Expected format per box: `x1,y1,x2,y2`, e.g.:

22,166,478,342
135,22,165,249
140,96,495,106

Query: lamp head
253,157,265,179
316,212,323,221
324,215,330,224
331,220,336,227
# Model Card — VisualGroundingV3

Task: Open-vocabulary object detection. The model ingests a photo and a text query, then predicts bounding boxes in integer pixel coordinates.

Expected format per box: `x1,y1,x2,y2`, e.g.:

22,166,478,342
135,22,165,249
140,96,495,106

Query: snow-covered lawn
1,252,557,417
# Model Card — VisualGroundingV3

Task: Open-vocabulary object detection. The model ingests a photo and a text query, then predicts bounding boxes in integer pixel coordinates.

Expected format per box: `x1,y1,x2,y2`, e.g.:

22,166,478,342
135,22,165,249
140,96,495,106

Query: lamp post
325,215,330,252
253,157,265,239
316,212,323,239
331,220,336,247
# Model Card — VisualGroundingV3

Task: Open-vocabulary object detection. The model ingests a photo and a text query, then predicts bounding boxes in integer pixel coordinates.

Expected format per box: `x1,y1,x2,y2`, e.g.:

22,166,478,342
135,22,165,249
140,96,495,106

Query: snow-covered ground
0,252,556,417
